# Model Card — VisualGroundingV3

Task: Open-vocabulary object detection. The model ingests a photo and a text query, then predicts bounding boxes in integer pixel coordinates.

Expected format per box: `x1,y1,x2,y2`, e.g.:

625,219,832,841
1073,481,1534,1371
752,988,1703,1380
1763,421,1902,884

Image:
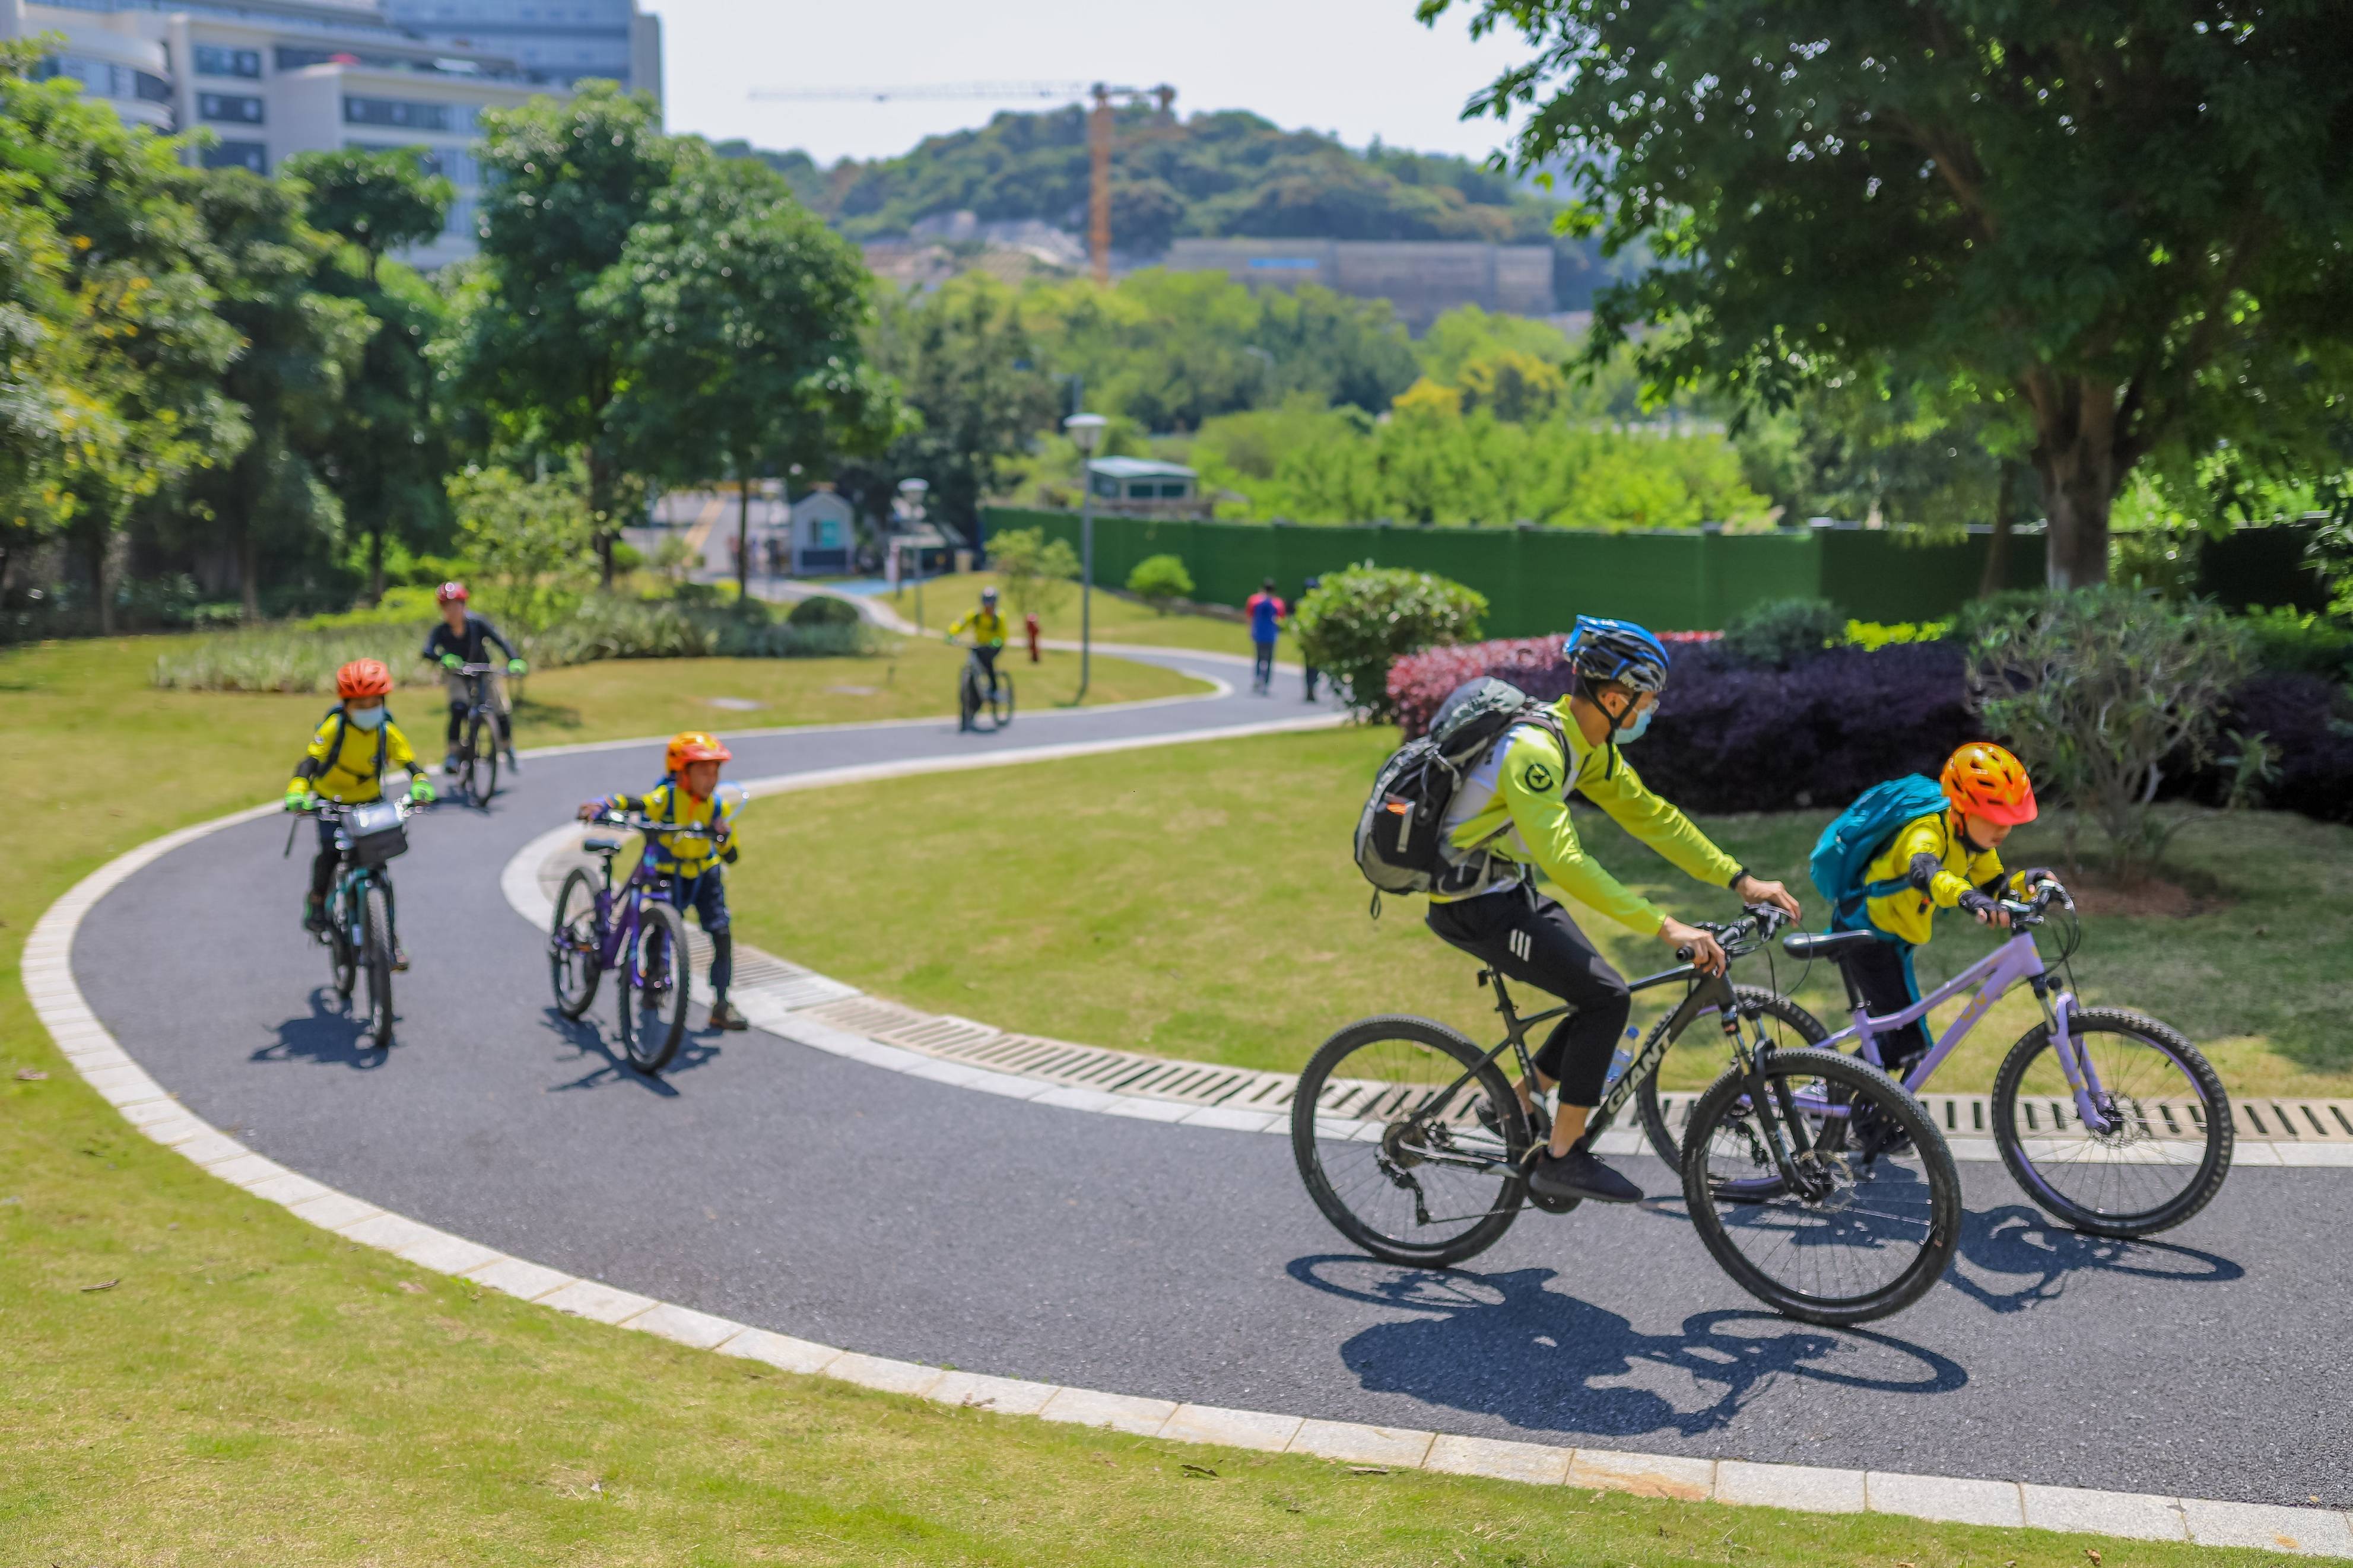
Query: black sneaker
1530,1149,1643,1204
707,998,749,1031
302,898,327,934
392,943,411,974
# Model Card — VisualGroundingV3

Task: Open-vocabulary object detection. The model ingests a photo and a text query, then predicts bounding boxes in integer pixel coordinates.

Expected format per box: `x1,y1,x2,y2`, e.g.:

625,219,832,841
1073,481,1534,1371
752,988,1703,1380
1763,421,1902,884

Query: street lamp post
1064,414,1107,701
896,477,930,631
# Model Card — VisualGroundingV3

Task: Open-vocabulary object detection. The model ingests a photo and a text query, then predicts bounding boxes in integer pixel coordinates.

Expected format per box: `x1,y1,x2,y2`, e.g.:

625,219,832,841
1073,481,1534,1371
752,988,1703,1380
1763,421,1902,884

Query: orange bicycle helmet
664,730,733,775
336,658,395,699
1942,742,2037,825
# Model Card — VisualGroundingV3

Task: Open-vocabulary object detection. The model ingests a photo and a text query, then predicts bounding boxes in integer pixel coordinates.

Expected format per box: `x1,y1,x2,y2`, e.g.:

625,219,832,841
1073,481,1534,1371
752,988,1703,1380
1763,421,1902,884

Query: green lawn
0,637,2308,1564
732,727,2353,1097
885,570,1272,659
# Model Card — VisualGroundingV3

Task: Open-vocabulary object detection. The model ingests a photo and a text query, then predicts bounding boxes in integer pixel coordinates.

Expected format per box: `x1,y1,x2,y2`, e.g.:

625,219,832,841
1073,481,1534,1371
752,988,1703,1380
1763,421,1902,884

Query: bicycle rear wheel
1992,1007,2232,1238
465,714,498,802
617,901,690,1074
1291,1015,1529,1268
1634,987,1828,1168
549,868,603,1019
359,882,395,1049
1683,1049,1958,1325
990,670,1015,729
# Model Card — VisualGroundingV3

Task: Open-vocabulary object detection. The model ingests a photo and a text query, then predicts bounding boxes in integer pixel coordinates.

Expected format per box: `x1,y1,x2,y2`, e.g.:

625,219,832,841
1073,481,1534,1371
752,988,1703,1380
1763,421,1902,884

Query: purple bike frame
1811,931,2119,1136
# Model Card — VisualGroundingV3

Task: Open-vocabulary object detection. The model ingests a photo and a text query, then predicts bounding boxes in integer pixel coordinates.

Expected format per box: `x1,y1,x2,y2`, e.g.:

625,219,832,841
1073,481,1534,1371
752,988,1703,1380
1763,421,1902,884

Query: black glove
1956,889,2000,921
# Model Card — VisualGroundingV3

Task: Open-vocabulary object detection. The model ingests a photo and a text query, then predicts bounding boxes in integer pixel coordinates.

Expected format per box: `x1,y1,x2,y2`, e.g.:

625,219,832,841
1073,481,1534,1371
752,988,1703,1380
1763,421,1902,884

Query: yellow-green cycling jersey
599,782,740,873
947,608,1006,647
1858,809,2031,946
1435,699,1742,932
285,708,419,803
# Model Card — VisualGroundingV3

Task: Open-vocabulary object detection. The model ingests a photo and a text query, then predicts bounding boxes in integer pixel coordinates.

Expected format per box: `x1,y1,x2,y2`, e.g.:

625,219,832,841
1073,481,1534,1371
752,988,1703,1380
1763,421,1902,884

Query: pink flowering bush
1389,633,1722,738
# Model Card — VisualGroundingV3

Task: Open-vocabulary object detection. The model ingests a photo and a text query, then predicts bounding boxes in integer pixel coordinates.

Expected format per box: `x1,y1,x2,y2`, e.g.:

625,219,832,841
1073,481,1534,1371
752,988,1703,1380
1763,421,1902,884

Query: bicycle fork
2031,978,2120,1136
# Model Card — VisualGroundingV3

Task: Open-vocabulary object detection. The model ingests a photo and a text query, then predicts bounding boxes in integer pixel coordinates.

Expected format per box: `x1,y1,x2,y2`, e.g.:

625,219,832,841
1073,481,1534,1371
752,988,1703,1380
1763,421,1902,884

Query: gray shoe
504,749,522,775
1530,1149,1643,1204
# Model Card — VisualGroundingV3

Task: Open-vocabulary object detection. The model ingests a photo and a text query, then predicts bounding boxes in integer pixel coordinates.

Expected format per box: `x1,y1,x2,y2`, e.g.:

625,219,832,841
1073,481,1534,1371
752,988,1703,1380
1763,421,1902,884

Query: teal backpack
1807,775,1950,929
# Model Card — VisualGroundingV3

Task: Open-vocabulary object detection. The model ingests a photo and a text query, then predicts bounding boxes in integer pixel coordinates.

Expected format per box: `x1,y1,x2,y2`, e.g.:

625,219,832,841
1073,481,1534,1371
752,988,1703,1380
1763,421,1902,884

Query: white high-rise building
1,0,577,266
379,0,659,98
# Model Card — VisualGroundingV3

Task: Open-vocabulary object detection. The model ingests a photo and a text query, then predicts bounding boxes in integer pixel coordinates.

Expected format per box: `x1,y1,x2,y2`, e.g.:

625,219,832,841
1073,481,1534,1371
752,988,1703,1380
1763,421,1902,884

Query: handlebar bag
342,799,409,867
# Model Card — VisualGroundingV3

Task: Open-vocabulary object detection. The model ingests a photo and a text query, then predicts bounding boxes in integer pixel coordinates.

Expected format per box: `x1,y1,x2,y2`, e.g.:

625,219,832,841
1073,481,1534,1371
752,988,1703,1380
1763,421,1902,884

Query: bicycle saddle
1782,929,1884,962
582,837,620,854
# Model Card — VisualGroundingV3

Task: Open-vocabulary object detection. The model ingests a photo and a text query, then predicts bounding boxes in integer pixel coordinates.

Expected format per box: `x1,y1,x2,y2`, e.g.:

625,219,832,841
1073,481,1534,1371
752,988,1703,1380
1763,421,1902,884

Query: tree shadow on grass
249,988,393,1071
539,1005,720,1097
1945,1201,2243,1314
1287,1255,1965,1444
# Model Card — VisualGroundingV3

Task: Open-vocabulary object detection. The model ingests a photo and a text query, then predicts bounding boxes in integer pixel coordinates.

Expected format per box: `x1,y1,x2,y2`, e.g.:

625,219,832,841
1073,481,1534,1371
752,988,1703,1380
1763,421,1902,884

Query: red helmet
1942,742,2037,826
336,659,395,699
436,581,469,605
664,730,733,775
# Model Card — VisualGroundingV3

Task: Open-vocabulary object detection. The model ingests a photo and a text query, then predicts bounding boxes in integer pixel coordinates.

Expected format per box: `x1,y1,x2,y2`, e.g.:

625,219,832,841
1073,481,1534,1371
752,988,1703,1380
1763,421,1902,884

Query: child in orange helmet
578,731,747,1031
284,659,436,966
1843,742,2052,1073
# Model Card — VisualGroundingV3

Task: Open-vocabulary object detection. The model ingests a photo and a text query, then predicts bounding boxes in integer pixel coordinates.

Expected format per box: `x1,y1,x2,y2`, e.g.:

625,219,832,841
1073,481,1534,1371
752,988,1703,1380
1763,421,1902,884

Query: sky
646,0,1541,169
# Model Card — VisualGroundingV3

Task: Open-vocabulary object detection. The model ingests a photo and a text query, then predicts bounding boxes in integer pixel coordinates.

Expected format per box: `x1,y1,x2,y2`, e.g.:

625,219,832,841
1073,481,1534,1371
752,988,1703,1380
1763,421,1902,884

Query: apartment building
1,0,574,266
380,0,659,96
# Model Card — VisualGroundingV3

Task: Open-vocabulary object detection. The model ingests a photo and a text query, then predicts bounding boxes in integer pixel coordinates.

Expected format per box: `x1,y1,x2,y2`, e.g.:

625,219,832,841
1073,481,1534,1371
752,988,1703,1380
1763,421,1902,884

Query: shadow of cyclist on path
249,988,395,1071
1288,1255,1964,1442
1945,1203,2244,1314
537,1005,718,1096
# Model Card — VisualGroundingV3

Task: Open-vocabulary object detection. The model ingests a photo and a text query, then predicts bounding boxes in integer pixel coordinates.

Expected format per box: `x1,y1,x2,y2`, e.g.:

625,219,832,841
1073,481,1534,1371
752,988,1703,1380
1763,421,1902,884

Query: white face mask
347,705,388,730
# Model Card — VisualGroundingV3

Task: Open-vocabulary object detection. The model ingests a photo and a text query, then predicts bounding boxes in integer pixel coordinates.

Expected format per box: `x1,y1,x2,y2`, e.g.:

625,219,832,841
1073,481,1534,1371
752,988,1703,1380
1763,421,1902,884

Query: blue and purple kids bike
1656,877,2233,1239
547,809,727,1074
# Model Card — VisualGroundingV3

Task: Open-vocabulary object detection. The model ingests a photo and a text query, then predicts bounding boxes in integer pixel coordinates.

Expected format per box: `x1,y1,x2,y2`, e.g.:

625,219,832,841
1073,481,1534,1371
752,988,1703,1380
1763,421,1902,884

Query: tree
590,148,900,600
0,56,77,593
280,146,453,284
985,524,1079,622
447,462,596,630
1440,0,2353,586
1125,552,1194,612
450,83,676,582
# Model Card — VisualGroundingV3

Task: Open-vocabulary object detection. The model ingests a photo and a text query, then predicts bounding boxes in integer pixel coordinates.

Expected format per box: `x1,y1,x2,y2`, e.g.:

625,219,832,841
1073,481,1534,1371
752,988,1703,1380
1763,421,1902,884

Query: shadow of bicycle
1287,1255,1965,1442
249,988,394,1070
1946,1202,2244,1313
538,1006,720,1096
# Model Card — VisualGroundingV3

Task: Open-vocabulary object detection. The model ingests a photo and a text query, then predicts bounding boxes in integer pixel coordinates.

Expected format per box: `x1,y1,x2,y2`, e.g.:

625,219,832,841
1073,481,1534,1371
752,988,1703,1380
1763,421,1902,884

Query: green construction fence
978,508,2049,634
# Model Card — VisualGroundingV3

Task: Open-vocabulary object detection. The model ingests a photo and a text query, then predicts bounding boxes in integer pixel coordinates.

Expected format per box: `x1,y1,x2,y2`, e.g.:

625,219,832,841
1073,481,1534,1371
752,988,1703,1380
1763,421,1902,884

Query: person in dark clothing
1299,575,1323,701
420,581,526,775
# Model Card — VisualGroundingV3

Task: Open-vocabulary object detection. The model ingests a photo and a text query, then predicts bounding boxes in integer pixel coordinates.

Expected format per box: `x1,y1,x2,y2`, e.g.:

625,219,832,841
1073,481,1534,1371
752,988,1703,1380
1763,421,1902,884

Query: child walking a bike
576,731,748,1031
284,659,436,969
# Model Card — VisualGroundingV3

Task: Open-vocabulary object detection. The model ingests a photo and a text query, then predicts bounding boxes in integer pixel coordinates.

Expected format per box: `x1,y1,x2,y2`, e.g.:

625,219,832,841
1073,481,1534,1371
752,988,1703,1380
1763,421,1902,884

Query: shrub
2237,606,2353,680
1295,564,1487,720
1722,597,1848,667
1846,618,1950,651
786,593,862,629
988,526,1079,622
2185,673,2353,825
531,594,874,664
153,625,431,694
1125,554,1195,612
1389,632,1720,737
447,463,597,631
1969,589,2248,876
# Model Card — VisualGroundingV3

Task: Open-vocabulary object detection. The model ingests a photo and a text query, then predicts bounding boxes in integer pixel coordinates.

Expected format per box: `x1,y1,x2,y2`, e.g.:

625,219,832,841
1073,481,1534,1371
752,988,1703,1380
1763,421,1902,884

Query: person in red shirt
1244,578,1285,695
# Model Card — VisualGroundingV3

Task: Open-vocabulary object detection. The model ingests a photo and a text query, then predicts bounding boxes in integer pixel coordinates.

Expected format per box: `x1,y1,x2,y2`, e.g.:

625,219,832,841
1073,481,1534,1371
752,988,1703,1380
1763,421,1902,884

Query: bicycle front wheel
617,901,689,1074
957,663,980,729
990,670,1015,729
328,891,357,1001
1291,1015,1529,1268
465,715,498,802
1635,987,1828,1168
360,882,395,1049
549,868,603,1019
1684,1049,1959,1326
1992,1007,2232,1238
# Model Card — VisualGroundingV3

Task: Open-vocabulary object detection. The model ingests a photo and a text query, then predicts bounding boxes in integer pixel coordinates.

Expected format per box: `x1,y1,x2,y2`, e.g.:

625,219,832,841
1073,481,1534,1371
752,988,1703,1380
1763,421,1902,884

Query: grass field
882,570,1276,661
0,635,2307,1564
731,727,2353,1097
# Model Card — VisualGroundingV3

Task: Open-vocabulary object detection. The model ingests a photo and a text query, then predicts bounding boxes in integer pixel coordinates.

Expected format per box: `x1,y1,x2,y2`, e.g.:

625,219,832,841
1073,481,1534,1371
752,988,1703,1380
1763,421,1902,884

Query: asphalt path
72,645,2351,1510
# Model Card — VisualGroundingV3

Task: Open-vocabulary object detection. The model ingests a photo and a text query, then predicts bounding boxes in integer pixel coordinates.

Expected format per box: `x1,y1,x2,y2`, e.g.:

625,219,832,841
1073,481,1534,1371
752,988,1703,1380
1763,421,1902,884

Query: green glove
283,788,308,813
506,658,526,676
408,775,436,804
942,632,955,644
441,652,462,670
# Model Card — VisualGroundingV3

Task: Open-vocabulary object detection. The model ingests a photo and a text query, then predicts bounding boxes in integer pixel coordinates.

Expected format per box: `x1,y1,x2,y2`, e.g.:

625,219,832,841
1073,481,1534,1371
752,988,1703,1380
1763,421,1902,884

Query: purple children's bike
546,810,724,1075
1662,877,2233,1239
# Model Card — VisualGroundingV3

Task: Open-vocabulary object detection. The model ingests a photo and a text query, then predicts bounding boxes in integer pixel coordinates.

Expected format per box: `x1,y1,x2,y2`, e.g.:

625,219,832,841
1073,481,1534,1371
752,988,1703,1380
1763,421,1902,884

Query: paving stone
1036,1387,1177,1436
539,1279,659,1325
114,1096,190,1128
207,1153,292,1191
1031,1085,1125,1114
138,1116,211,1147
286,1191,383,1231
1289,1420,1436,1468
1160,1404,1302,1453
1715,1459,1866,1513
1176,1105,1281,1133
1422,1434,1572,1486
926,1370,1060,1416
84,1063,169,1105
1103,1098,1194,1122
461,1255,573,1300
1568,1448,1715,1500
716,1328,842,1375
2181,1497,2353,1556
630,1303,747,1350
336,1211,442,1251
175,1131,250,1167
246,1171,334,1207
2019,1483,2187,1541
1867,1471,2024,1527
827,1353,945,1398
391,1228,504,1276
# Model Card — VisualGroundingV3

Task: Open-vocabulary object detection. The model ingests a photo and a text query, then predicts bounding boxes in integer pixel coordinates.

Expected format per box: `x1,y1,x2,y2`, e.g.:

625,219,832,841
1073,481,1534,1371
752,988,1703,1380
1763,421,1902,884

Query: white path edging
25,802,2353,1556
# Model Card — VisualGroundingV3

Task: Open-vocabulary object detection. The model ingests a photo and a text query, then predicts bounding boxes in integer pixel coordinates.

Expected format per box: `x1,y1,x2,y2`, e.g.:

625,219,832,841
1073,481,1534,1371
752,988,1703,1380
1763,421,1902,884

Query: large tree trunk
1979,460,2019,597
85,515,113,637
238,523,261,622
588,447,616,588
736,463,752,605
2028,374,2122,590
367,520,386,607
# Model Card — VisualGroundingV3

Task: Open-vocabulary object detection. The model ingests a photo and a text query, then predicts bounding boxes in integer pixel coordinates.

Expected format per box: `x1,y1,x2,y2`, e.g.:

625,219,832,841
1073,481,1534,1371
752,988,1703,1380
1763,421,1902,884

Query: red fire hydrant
1025,612,1042,664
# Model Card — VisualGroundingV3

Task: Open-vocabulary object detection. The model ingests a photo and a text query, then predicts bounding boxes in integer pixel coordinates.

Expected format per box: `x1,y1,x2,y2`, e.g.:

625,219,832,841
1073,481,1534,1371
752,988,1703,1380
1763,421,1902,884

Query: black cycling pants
971,644,1000,691
1426,886,1630,1107
1843,936,1932,1072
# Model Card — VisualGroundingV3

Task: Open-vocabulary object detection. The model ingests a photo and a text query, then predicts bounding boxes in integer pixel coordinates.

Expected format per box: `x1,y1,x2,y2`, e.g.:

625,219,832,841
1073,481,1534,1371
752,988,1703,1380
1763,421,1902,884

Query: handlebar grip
1675,946,1694,962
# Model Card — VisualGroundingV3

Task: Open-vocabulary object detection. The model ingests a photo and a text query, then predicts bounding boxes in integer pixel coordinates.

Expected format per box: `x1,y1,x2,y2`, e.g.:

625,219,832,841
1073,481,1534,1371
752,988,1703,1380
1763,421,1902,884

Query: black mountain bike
1291,907,1963,1326
449,661,507,804
957,645,1014,732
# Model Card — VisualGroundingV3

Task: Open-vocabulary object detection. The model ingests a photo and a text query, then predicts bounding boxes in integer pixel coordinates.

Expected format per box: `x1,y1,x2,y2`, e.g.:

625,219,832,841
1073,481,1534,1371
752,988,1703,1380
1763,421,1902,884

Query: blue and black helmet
1563,615,1671,695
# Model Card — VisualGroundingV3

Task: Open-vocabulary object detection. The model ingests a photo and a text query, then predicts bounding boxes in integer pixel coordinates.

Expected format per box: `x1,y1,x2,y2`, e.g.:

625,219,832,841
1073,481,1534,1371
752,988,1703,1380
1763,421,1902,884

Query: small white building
788,491,856,577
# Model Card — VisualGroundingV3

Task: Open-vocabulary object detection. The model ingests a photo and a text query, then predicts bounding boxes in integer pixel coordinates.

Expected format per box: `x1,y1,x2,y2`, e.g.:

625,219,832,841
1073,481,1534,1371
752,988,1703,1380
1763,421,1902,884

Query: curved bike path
62,644,2353,1523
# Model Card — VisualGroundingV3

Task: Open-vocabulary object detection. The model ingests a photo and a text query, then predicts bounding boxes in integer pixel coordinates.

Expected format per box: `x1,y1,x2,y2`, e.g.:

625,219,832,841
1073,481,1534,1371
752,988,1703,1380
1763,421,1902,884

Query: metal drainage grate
1646,1089,2353,1145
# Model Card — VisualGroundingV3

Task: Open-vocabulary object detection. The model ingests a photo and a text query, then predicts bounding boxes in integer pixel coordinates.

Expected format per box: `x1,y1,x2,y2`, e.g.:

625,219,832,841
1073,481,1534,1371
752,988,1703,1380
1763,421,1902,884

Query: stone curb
24,739,2353,1557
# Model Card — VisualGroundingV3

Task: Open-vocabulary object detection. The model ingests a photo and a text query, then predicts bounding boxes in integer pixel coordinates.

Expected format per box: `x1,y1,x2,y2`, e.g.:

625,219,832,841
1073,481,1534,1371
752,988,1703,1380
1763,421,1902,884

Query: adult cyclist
945,585,1008,731
1428,617,1802,1204
420,582,526,777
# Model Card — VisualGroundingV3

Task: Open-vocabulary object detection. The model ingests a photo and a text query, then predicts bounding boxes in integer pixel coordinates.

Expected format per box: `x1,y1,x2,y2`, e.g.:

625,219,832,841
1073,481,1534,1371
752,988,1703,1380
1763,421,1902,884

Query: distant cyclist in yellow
283,658,436,968
576,731,748,1031
1429,618,1801,1206
945,584,1008,731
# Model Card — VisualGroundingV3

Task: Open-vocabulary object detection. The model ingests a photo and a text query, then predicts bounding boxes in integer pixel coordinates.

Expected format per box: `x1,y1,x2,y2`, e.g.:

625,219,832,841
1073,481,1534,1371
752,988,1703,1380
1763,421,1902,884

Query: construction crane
748,80,1177,285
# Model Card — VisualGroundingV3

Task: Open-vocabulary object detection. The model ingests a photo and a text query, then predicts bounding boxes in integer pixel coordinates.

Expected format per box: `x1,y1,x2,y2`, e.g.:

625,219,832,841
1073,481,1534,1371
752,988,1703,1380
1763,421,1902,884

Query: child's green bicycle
288,796,430,1051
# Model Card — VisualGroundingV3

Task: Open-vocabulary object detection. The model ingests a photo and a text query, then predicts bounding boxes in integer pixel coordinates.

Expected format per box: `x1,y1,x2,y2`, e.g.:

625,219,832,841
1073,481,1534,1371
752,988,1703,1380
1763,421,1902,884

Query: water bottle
1603,1025,1637,1090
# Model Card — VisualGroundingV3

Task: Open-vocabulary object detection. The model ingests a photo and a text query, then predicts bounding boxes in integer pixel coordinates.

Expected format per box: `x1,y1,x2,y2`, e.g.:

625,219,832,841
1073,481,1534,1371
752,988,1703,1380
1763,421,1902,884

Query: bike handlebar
1999,876,2073,924
303,796,431,821
583,810,725,841
1675,903,1792,964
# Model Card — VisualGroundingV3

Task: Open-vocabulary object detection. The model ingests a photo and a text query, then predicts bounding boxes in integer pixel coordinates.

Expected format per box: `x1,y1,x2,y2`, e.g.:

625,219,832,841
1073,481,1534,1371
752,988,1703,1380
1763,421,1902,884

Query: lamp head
1064,413,1107,454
